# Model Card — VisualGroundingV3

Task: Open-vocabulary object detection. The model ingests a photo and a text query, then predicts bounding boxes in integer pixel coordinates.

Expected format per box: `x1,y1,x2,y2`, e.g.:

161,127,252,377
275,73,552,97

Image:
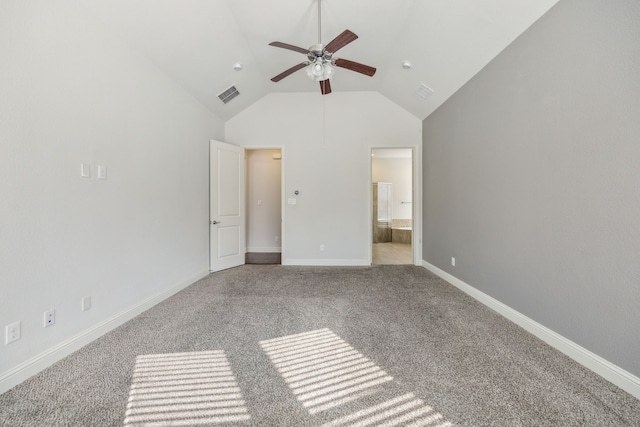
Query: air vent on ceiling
416,83,434,99
217,85,240,104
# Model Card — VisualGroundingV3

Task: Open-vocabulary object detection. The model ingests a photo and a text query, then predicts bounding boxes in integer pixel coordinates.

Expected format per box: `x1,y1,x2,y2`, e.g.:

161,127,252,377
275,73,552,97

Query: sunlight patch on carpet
123,350,250,426
260,329,392,413
260,329,454,426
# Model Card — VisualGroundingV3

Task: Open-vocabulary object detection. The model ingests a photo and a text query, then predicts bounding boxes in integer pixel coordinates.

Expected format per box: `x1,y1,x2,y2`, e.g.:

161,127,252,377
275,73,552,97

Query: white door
210,140,245,272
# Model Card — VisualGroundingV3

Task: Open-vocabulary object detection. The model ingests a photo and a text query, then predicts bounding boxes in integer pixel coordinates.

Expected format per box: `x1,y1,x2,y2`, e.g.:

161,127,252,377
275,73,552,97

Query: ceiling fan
268,0,377,95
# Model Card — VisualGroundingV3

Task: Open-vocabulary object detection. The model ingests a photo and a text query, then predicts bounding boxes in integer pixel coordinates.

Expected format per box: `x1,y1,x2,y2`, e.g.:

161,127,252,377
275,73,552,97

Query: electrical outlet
451,257,456,267
320,244,325,251
5,321,21,344
44,310,55,327
81,296,91,312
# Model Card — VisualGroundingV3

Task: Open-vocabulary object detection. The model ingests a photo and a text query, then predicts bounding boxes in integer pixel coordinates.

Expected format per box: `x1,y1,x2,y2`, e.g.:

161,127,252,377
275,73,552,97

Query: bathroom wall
372,156,413,221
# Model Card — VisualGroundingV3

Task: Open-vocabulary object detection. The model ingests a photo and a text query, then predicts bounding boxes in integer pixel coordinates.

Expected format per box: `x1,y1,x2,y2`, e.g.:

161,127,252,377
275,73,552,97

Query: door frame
368,145,422,265
243,145,285,261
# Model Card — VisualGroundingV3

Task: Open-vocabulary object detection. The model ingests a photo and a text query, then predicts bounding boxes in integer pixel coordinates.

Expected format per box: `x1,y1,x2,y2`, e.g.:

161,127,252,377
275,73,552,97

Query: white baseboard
282,259,370,266
0,269,209,395
246,247,281,253
422,260,640,400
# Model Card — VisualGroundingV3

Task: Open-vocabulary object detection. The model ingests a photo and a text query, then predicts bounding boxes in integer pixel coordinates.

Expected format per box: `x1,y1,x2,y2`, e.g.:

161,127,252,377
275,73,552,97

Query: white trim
246,247,281,253
421,260,640,400
0,269,209,395
282,259,370,266
412,143,422,265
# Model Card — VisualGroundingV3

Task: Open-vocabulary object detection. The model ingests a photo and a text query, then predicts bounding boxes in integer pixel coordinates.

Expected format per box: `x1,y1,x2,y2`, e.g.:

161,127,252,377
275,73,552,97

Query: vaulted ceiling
79,0,559,121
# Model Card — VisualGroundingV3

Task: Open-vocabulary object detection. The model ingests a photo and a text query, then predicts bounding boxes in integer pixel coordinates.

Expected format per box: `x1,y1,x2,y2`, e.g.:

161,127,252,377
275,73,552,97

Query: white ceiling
78,0,559,121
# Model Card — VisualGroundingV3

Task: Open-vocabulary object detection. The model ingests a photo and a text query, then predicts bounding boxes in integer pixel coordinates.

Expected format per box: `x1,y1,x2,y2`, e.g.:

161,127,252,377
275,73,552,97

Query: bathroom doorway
371,148,413,265
245,148,282,264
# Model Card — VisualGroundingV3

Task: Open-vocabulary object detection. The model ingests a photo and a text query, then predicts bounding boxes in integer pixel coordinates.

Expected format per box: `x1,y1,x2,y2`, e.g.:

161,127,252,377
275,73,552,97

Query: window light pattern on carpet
260,328,453,426
123,350,250,426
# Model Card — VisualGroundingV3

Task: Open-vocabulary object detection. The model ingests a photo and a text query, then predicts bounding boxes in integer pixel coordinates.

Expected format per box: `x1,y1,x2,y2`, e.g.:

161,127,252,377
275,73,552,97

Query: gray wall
422,0,640,376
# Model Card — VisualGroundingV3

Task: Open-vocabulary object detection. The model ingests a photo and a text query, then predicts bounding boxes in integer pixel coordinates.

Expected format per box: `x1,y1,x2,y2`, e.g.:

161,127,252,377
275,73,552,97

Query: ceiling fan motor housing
308,44,329,61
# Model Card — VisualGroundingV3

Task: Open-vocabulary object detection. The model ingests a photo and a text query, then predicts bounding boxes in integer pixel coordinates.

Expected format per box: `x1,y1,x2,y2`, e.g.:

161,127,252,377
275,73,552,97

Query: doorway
245,149,282,264
371,148,413,265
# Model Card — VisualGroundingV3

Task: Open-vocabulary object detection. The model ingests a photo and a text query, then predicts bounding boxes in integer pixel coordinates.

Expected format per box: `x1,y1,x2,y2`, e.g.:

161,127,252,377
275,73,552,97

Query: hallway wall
246,150,282,253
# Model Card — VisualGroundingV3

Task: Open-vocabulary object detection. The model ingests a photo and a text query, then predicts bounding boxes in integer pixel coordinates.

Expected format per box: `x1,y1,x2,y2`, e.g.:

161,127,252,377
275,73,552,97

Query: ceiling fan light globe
312,62,324,77
305,66,315,80
324,64,335,79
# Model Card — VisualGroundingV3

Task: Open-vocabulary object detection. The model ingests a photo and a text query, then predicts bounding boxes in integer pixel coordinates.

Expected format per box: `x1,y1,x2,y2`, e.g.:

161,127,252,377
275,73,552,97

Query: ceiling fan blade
324,29,358,54
271,62,308,82
320,79,332,95
334,58,377,77
269,41,309,55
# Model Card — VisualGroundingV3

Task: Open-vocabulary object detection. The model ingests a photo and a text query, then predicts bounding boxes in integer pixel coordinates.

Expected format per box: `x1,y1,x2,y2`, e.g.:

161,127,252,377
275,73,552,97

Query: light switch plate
97,165,107,180
288,198,297,205
81,163,91,178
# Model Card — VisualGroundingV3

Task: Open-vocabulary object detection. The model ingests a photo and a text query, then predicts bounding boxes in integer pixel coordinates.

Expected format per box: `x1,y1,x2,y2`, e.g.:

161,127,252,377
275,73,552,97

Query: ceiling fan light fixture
324,63,335,79
313,61,324,76
267,0,375,94
305,65,317,80
306,59,334,81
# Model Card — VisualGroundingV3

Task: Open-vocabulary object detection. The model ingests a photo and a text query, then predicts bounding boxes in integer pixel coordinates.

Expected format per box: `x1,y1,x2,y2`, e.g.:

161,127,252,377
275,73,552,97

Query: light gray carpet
1,265,639,426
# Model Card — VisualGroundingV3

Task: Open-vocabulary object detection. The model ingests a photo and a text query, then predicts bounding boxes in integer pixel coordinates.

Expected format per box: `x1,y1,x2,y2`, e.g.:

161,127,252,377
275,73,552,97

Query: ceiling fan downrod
317,0,322,45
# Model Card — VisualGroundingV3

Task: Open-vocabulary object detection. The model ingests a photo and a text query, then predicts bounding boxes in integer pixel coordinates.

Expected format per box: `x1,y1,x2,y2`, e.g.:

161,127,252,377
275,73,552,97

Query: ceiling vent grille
218,85,240,104
416,83,434,99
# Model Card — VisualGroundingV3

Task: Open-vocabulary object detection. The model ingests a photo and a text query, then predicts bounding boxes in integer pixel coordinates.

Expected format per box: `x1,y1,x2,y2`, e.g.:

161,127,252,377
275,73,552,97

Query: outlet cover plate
82,296,91,312
44,310,55,327
5,321,21,344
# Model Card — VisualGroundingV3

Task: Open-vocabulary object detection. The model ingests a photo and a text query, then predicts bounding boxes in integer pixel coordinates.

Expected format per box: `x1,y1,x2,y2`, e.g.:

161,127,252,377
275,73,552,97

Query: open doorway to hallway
371,148,413,265
245,149,282,264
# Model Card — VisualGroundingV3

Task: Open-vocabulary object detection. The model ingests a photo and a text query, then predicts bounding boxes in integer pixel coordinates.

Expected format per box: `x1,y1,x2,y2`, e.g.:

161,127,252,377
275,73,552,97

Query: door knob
211,220,221,225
